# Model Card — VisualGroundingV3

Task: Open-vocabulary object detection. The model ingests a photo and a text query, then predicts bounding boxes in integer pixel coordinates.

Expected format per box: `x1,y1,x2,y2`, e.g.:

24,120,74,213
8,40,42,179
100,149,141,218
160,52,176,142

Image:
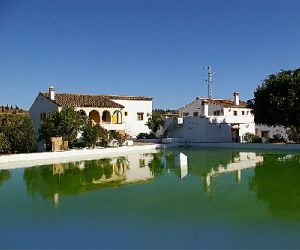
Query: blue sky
0,0,299,110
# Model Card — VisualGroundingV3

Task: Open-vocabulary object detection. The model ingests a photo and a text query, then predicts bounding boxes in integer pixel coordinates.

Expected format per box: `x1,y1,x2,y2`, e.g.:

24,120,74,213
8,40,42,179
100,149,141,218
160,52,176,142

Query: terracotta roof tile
206,99,248,108
41,93,124,108
103,94,153,101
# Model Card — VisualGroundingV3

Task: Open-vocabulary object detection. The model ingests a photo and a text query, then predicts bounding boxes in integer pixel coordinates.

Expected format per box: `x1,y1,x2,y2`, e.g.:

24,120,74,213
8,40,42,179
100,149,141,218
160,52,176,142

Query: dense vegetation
252,67,300,142
38,106,84,150
138,109,178,139
0,114,36,153
38,106,125,151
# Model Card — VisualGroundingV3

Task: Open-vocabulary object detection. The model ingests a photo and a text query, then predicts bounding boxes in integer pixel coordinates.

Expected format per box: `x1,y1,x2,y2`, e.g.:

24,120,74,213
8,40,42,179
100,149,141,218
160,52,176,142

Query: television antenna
205,66,215,99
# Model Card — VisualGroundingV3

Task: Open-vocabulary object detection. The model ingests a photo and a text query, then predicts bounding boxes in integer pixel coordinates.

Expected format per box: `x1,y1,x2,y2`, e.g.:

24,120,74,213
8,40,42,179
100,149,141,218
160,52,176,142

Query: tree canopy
38,106,83,149
253,68,300,127
0,115,36,153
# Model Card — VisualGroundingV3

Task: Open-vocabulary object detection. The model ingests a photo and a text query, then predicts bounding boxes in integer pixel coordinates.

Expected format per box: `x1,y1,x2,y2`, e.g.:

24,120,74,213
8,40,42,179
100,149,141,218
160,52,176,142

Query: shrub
137,133,157,139
0,115,36,153
268,134,287,143
287,126,300,143
81,123,110,148
243,133,262,143
110,131,126,146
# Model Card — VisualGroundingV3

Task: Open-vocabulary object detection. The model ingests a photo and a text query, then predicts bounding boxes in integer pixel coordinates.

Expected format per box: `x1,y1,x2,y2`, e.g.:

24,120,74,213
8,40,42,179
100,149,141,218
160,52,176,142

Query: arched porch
89,110,100,125
112,110,122,124
102,110,111,124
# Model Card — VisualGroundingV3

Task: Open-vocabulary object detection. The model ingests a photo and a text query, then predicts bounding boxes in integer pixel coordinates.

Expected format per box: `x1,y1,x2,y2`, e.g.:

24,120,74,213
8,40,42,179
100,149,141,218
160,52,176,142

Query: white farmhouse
30,86,152,143
164,92,255,142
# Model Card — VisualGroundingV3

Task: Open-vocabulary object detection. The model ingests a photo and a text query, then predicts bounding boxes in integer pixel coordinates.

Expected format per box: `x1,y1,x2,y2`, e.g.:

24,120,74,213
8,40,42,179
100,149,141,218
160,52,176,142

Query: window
139,159,145,167
183,112,189,117
261,131,270,138
233,111,238,116
125,111,128,116
242,111,245,115
137,112,144,121
193,112,198,117
40,112,46,122
213,110,221,116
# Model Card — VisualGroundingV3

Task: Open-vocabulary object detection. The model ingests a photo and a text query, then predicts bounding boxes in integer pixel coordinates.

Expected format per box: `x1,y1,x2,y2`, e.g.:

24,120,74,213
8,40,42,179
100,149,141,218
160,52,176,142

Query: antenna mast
206,66,213,99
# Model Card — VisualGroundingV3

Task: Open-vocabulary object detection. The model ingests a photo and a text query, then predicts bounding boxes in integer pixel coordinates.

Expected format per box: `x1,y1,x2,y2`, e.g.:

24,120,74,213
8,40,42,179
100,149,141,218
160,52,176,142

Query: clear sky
0,0,299,110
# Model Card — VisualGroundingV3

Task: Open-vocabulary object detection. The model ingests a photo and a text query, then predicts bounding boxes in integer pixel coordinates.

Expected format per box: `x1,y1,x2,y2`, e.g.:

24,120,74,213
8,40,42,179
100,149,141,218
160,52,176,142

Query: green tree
38,106,83,150
146,111,165,135
81,122,110,148
0,133,10,153
253,68,300,142
110,130,126,146
287,126,300,143
0,115,35,153
253,68,300,127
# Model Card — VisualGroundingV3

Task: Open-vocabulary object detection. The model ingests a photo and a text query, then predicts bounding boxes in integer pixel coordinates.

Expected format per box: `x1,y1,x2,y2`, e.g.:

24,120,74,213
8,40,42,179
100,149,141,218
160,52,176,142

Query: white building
164,92,255,142
30,86,152,142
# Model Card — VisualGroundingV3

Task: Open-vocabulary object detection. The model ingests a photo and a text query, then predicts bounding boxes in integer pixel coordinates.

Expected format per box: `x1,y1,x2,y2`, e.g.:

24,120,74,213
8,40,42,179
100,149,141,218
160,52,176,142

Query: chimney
202,100,209,117
49,85,55,100
233,92,239,106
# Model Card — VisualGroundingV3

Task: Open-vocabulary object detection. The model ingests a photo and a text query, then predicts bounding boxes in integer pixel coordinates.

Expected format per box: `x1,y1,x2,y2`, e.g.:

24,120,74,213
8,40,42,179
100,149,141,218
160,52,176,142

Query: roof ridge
40,92,125,108
41,92,110,97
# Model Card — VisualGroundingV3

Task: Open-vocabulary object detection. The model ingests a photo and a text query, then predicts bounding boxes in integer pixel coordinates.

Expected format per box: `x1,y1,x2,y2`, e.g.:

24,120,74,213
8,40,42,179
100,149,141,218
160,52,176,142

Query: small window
242,111,245,115
137,112,144,121
233,111,238,116
139,159,145,167
183,112,189,117
214,110,221,116
247,111,249,115
125,112,128,116
40,112,46,122
261,131,270,138
193,112,198,117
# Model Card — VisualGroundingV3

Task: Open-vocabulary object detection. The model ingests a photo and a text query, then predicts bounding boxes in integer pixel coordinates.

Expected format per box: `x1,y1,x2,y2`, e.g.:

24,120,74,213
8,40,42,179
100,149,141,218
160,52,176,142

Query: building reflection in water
23,150,266,206
175,153,188,179
24,153,156,207
203,152,264,192
158,151,264,192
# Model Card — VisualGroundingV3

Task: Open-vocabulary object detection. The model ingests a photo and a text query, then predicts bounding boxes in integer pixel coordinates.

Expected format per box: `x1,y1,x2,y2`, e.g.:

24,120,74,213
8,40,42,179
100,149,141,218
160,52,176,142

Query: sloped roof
179,97,249,111
41,92,124,108
103,94,153,101
206,99,248,108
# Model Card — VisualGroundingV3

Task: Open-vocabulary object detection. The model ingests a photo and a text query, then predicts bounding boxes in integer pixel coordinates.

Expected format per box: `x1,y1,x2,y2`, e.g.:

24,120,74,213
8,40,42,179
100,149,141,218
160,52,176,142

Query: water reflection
250,154,300,219
203,152,264,191
22,150,267,206
0,170,11,186
23,154,155,206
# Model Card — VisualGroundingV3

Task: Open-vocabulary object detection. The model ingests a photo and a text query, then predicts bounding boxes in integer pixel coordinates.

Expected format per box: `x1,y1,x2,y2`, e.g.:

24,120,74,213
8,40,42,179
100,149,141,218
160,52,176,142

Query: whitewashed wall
255,124,288,140
29,93,59,134
164,115,255,143
164,116,233,142
179,98,202,117
111,99,152,137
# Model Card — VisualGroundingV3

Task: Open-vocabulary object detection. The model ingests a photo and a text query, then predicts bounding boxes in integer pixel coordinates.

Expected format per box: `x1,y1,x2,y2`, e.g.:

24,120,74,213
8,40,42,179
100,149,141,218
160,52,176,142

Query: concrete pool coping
181,142,300,151
0,144,173,170
1,142,300,170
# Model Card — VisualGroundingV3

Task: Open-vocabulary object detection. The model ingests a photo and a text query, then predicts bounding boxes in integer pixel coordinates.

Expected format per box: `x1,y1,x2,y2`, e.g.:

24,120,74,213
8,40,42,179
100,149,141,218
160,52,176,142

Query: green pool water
1,148,300,249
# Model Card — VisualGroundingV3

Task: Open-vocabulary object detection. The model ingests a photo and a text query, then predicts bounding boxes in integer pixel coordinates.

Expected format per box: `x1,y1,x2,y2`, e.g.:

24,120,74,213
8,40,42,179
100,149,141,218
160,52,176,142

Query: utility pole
206,66,213,99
